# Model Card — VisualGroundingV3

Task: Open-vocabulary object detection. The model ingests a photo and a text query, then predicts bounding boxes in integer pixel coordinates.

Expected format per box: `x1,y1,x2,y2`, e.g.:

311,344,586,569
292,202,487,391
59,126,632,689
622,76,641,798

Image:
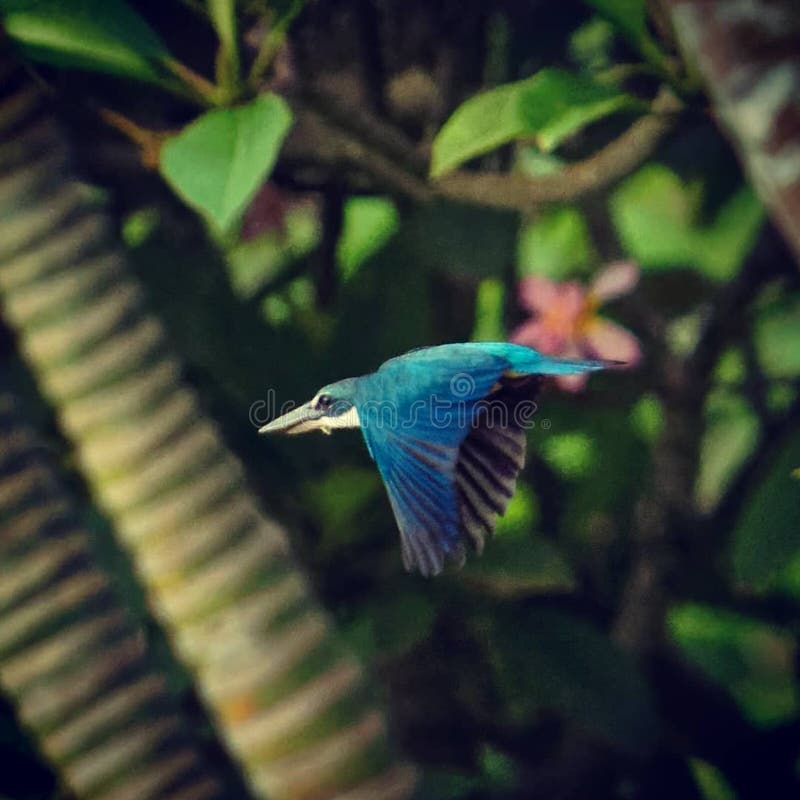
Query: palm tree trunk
0,387,231,800
0,52,415,800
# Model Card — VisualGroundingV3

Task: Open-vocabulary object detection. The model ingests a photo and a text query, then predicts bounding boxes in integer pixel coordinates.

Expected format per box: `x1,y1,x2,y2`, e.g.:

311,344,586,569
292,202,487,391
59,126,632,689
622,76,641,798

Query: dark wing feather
455,375,538,554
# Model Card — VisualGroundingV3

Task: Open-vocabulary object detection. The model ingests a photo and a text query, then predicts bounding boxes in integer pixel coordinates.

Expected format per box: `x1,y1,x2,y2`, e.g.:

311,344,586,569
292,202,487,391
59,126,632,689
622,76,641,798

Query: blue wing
359,348,509,575
361,425,463,575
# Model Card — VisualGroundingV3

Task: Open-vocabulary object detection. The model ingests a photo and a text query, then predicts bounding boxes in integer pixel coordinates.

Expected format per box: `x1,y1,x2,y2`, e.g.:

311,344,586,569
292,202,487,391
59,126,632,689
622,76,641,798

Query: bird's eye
316,393,333,410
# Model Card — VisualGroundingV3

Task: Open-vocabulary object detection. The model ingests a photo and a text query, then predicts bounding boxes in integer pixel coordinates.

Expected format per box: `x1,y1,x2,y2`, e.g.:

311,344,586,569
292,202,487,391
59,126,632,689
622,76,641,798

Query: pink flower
510,262,641,391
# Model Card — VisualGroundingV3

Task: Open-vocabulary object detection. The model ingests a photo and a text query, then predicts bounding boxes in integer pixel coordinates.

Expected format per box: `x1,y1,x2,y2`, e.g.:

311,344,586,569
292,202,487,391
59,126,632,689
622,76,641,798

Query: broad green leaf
486,609,660,751
430,68,640,178
755,296,800,378
611,164,700,268
732,431,800,590
0,0,172,84
336,197,399,280
160,95,293,232
670,604,798,726
611,165,764,279
517,206,593,279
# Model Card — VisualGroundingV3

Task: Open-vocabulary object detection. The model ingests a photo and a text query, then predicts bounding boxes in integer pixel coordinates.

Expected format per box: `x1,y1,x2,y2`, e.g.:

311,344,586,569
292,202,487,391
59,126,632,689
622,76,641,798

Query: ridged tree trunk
0,53,415,800
0,388,230,800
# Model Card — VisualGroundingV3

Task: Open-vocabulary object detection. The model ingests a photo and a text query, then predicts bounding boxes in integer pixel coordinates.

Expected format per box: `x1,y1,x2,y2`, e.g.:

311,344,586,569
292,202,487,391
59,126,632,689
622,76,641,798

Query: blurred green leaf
696,390,759,512
471,279,506,342
160,95,292,232
336,197,399,281
122,207,160,248
732,431,800,591
581,0,669,72
755,296,800,378
542,432,597,479
0,0,172,84
582,0,648,46
569,16,615,73
517,206,593,279
630,394,664,444
611,166,764,278
670,604,798,726
699,188,764,280
487,609,660,752
431,68,641,178
714,349,746,385
691,759,736,800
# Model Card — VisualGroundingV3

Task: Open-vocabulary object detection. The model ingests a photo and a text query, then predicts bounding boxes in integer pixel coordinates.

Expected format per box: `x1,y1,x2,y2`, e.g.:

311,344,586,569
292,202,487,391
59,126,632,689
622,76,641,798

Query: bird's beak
258,401,325,435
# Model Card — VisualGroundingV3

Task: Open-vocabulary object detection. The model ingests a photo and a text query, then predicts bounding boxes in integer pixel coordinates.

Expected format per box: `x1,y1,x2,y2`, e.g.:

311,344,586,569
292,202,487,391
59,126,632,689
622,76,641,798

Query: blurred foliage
1,0,800,798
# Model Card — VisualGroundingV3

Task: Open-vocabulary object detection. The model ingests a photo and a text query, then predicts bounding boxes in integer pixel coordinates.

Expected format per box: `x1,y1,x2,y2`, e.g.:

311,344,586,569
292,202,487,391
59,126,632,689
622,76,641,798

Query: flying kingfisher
260,343,618,576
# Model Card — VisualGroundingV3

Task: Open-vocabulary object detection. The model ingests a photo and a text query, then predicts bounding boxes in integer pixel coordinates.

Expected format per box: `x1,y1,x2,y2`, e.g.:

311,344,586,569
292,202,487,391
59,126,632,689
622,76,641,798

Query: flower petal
590,261,639,302
518,275,560,313
510,320,562,354
583,318,642,364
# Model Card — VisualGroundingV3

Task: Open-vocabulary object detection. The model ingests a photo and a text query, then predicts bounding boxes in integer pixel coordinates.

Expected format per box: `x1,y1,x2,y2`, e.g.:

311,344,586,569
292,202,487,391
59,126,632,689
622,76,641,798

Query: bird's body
260,343,618,575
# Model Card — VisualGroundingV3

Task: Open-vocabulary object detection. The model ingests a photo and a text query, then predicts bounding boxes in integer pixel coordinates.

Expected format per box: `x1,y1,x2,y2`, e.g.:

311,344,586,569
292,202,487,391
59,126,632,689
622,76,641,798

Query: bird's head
258,378,361,436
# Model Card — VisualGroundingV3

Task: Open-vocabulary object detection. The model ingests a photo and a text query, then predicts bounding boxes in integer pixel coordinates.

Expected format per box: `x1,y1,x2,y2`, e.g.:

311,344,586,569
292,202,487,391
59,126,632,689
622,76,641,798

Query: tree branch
282,88,683,211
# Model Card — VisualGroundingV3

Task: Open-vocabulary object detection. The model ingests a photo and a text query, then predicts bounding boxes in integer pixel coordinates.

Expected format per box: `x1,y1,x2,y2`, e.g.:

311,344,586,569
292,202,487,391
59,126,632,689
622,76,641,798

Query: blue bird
260,343,618,576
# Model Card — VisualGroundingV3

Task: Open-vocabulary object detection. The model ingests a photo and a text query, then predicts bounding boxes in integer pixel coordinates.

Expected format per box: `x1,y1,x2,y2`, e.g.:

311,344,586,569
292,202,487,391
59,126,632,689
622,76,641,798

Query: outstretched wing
455,375,538,554
362,427,464,576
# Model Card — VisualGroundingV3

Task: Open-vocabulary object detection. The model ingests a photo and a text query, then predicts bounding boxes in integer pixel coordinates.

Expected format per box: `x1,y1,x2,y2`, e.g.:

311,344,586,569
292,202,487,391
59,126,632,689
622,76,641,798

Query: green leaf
610,165,764,279
732,431,800,591
430,68,640,178
755,296,800,378
160,95,293,232
542,432,597,480
670,604,798,726
0,0,172,84
691,759,736,800
471,279,506,342
336,197,399,281
487,609,660,752
517,206,594,279
696,389,759,512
